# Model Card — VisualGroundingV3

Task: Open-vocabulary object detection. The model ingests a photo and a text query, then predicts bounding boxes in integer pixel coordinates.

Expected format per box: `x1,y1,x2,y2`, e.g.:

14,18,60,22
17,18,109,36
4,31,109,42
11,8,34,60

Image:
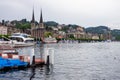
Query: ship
43,36,57,43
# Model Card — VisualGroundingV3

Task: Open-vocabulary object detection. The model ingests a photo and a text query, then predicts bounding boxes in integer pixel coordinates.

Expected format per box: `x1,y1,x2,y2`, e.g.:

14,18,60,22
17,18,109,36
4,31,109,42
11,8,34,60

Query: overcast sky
0,0,120,29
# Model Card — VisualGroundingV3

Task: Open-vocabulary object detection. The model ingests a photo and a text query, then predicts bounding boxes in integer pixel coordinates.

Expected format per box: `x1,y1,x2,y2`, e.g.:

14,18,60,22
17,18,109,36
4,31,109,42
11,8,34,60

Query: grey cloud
0,0,120,29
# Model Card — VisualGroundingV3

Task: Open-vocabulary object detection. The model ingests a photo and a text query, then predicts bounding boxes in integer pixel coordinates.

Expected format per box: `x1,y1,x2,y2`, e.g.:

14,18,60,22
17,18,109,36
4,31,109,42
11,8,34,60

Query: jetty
0,45,45,70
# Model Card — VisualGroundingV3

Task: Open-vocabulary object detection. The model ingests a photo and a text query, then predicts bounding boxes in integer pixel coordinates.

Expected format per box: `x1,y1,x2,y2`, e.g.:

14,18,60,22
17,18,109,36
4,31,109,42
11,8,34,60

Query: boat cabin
10,33,34,43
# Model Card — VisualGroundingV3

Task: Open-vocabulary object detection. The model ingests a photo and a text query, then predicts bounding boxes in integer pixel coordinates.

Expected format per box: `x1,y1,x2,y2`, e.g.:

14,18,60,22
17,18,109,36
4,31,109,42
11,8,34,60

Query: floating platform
0,45,46,71
0,53,45,65
0,45,45,65
0,53,45,70
0,57,28,70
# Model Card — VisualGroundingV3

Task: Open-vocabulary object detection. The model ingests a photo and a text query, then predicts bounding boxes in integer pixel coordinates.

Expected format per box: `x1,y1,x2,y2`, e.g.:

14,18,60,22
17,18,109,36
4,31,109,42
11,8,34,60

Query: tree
44,21,58,27
69,34,75,39
45,26,53,31
61,26,69,32
44,32,53,37
16,22,31,32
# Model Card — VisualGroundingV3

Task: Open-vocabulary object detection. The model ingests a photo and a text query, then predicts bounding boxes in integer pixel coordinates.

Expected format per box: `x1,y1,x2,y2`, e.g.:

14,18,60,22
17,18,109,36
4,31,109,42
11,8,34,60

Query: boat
43,36,57,43
0,36,12,44
9,33,36,47
106,39,111,42
0,33,35,47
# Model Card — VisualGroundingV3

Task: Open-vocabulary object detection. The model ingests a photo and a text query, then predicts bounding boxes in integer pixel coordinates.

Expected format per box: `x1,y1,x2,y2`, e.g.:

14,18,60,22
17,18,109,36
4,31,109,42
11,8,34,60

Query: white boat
43,36,57,43
105,39,111,42
9,33,36,47
0,36,12,44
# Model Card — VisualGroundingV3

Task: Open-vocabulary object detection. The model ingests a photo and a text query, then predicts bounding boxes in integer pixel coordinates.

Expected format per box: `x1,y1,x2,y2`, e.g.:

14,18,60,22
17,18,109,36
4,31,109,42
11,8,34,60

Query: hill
85,26,110,34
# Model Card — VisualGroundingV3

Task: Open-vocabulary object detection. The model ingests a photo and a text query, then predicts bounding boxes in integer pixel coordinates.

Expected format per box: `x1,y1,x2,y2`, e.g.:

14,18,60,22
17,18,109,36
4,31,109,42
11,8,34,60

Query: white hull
43,38,57,44
11,42,36,47
44,41,57,44
0,41,36,47
0,33,36,47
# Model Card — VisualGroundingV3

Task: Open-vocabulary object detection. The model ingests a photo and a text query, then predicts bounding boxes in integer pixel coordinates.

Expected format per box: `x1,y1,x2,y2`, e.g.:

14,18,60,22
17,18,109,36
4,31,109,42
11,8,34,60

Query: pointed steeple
31,7,36,30
39,9,43,23
31,8,35,23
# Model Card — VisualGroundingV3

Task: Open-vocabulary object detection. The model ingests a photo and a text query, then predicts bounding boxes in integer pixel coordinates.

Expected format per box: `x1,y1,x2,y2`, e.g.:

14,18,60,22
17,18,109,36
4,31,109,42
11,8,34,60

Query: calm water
1,42,120,80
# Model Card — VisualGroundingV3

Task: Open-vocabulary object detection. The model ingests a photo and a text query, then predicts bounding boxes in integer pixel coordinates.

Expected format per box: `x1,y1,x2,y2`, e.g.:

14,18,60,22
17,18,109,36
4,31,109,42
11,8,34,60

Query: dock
0,53,45,65
0,45,45,70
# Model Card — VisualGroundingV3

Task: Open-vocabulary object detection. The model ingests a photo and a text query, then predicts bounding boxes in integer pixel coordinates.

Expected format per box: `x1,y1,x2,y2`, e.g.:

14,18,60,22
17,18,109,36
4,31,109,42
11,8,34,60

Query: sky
0,0,120,29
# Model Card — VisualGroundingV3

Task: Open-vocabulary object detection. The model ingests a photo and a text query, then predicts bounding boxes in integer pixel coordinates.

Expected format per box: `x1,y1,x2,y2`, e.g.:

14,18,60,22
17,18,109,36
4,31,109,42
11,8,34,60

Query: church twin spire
31,8,35,23
40,9,43,23
31,8,45,40
31,8,43,27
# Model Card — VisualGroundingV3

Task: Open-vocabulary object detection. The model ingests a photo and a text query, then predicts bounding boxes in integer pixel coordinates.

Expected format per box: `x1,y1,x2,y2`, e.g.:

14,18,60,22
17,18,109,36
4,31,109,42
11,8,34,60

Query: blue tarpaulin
0,57,28,69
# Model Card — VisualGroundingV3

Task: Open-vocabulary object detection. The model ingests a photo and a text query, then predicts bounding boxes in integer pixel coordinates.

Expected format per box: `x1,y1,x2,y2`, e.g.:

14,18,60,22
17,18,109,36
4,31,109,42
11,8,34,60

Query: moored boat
0,36,12,44
43,36,57,43
0,33,36,47
9,33,36,47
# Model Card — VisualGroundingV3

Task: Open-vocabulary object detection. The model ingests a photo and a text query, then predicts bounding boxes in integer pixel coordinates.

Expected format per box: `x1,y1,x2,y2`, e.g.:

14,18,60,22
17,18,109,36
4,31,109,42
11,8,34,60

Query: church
31,9,45,41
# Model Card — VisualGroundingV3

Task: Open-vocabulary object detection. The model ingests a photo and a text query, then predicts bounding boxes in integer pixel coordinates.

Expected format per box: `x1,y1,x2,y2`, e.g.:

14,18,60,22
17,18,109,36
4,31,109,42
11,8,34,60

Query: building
66,26,86,39
7,26,21,35
0,25,7,35
92,34,99,40
31,9,45,41
74,31,86,39
76,26,84,32
0,25,20,35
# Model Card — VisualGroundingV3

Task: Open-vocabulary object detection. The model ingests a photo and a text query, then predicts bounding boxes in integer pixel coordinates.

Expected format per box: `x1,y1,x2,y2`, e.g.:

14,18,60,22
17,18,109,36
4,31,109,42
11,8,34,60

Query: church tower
39,10,44,28
38,9,45,41
30,8,45,41
31,8,35,30
31,8,35,37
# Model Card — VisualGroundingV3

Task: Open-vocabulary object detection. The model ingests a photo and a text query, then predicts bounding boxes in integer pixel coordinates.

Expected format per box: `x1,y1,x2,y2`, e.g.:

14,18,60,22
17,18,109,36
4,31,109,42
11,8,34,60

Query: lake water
0,42,120,80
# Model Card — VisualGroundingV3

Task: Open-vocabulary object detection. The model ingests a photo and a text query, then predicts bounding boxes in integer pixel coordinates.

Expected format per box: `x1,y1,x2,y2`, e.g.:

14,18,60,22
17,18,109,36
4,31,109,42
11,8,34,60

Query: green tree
69,34,75,39
44,21,58,27
45,26,53,31
16,23,31,32
44,32,53,37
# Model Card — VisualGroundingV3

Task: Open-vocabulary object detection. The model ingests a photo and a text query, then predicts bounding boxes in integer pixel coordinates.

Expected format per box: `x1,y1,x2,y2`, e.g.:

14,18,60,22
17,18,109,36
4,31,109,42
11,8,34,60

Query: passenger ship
0,33,35,47
43,36,57,43
9,33,36,47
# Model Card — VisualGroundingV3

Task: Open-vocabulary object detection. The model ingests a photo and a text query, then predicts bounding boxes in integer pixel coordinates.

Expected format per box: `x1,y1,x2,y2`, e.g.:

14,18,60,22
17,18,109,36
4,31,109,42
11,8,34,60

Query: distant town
0,10,120,42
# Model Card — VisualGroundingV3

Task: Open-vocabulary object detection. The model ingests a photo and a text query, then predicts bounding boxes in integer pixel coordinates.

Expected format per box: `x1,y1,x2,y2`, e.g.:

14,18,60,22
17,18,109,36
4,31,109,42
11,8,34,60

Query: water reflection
34,44,44,59
29,64,54,80
30,66,35,80
29,43,54,80
0,66,54,80
39,43,44,60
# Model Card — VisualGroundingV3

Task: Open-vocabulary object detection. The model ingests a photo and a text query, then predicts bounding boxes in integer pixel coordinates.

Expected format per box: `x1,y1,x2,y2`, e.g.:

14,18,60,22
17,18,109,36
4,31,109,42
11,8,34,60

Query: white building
0,26,7,35
92,35,99,39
